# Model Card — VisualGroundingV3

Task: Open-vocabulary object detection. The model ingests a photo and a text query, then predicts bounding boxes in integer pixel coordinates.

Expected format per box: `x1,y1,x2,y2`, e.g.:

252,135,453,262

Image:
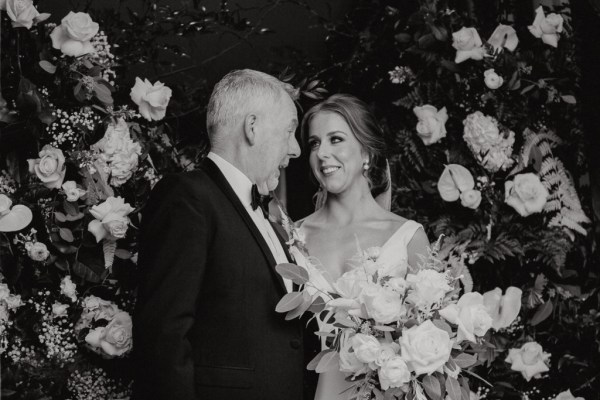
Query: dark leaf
72,261,101,283
39,60,57,74
530,300,553,326
445,377,461,400
423,375,442,400
59,228,75,243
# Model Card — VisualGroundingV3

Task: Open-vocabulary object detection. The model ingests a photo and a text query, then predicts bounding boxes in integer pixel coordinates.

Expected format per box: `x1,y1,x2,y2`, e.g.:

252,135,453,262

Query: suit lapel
269,220,293,263
201,158,287,294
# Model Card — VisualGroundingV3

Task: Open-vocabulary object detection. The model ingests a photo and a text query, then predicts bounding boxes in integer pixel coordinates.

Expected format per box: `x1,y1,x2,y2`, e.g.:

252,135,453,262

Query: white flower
437,164,475,202
85,311,133,357
505,173,549,217
385,277,408,294
505,341,550,381
463,112,515,172
439,292,493,343
374,341,401,367
452,27,485,63
339,330,369,377
406,269,451,310
87,196,134,242
4,0,49,29
50,12,99,57
484,69,504,89
483,287,522,330
460,189,482,209
378,356,411,389
52,302,69,317
413,105,448,146
27,242,49,262
334,267,370,300
62,181,86,202
4,294,22,310
91,119,142,187
555,389,585,400
351,333,381,364
27,145,66,189
360,283,405,324
528,6,564,48
487,24,519,52
0,283,11,301
60,275,77,302
0,195,12,217
130,78,172,121
399,320,453,375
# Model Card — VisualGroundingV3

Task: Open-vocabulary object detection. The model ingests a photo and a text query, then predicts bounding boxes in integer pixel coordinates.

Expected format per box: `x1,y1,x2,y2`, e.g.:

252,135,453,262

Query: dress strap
381,220,423,249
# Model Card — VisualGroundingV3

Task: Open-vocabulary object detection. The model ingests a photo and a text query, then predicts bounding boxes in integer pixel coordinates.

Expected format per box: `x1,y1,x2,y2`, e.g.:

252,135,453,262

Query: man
132,69,310,399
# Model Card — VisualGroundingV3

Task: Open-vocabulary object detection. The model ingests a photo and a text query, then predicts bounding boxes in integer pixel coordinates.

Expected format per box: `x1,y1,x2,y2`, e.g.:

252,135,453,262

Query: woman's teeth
322,166,340,174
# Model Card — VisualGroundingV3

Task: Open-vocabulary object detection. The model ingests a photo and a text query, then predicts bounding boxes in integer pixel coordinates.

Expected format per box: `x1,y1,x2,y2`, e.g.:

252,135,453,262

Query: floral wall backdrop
1,0,599,399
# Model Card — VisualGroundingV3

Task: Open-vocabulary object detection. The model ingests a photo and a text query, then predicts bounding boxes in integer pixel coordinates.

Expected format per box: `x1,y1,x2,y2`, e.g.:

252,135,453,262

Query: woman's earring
363,160,370,171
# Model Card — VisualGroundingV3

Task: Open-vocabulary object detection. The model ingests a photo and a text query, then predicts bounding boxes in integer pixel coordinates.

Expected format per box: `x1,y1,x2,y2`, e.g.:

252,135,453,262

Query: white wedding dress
303,220,424,400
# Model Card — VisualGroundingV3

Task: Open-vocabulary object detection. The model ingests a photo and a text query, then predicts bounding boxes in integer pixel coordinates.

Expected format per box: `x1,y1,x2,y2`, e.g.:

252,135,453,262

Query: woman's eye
331,136,343,144
308,140,319,149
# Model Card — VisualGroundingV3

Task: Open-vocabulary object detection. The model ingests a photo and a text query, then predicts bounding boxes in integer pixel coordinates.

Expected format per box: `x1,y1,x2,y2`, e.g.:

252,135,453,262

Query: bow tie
251,184,272,219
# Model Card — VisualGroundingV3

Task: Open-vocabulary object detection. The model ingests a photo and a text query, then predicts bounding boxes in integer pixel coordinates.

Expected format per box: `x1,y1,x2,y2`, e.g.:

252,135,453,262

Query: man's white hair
206,69,290,140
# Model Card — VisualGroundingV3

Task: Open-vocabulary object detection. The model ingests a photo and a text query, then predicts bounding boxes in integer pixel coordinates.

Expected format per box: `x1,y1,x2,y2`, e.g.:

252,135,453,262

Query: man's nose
288,135,300,158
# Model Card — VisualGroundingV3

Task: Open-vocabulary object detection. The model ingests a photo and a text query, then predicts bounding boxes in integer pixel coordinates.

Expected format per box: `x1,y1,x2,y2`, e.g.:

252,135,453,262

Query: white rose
399,320,453,375
463,112,502,151
385,277,408,294
130,78,172,121
460,189,482,209
505,341,550,381
87,197,133,242
4,294,22,310
484,69,504,89
375,341,401,367
483,287,522,330
62,181,86,202
528,7,563,48
339,330,369,376
60,275,77,302
52,302,69,317
555,389,584,400
27,242,49,262
351,333,381,364
50,12,99,57
378,356,411,390
452,27,485,63
0,195,12,217
334,267,370,300
505,173,548,217
27,145,66,189
406,269,452,310
85,311,133,357
439,292,493,343
413,105,448,146
0,283,11,301
5,0,49,29
360,283,405,324
83,295,112,312
96,302,121,321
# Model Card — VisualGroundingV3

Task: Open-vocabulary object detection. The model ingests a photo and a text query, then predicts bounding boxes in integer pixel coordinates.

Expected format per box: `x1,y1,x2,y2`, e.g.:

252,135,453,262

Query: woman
298,94,429,400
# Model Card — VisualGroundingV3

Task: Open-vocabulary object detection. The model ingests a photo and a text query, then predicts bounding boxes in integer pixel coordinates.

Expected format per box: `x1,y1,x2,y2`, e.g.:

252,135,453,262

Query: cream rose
439,292,493,343
27,242,49,262
52,302,69,317
28,145,66,189
505,173,548,217
339,330,369,376
452,27,485,63
60,275,77,302
399,320,453,375
85,311,133,357
374,341,401,367
0,195,12,217
505,341,550,381
484,69,504,89
406,269,451,310
378,356,411,390
528,7,563,48
50,12,99,57
351,333,381,364
334,267,370,300
130,78,172,121
360,283,405,324
413,105,448,146
62,181,86,202
4,0,49,29
87,197,134,242
483,286,522,330
555,389,584,400
460,189,482,209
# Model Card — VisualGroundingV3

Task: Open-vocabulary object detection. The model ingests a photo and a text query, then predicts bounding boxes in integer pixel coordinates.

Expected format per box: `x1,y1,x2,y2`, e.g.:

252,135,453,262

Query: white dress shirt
207,152,292,292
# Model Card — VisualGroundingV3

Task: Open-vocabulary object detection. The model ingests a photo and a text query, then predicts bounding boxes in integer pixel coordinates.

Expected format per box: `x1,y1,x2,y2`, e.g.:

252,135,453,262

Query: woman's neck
320,182,380,226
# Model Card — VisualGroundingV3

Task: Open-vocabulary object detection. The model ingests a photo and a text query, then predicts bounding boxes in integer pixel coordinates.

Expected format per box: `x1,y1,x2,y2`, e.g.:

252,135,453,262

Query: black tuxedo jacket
132,159,316,400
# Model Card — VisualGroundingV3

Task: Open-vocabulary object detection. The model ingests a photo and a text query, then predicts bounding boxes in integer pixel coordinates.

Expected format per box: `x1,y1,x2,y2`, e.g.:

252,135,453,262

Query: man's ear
244,114,258,145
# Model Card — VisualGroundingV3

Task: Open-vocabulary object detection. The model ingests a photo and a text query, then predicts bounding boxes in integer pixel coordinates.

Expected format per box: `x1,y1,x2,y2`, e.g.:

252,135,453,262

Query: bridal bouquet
276,222,521,400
